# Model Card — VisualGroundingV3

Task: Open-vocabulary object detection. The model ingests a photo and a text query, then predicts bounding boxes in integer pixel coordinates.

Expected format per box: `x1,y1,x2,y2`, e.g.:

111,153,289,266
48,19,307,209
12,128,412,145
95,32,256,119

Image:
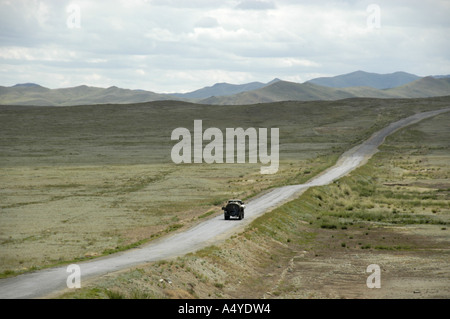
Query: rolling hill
0,84,179,106
1,71,450,106
387,76,450,98
199,77,450,105
306,70,421,89
200,80,355,104
170,78,280,99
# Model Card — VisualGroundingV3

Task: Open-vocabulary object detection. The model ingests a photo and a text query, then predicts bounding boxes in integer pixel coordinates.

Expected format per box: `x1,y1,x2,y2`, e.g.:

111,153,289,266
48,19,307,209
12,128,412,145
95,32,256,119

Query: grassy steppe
1,97,449,278
59,104,449,299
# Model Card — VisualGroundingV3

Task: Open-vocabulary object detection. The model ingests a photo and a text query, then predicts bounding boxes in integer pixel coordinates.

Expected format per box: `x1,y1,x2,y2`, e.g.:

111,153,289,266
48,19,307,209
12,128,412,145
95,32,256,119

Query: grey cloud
235,0,276,10
0,0,449,92
150,0,230,9
194,17,219,28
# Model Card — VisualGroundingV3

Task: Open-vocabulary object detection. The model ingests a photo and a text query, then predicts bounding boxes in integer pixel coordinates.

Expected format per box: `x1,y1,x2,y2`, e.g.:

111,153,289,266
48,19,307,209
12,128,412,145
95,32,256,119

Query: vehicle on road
222,199,245,220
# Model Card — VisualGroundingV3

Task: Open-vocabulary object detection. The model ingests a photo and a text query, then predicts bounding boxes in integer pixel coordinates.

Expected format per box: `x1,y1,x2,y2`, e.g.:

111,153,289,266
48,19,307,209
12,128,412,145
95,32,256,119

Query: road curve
1,107,449,299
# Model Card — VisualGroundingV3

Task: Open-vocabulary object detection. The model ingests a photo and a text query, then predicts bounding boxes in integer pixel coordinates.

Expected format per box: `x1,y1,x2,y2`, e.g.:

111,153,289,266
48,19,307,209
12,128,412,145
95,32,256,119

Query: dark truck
222,199,245,220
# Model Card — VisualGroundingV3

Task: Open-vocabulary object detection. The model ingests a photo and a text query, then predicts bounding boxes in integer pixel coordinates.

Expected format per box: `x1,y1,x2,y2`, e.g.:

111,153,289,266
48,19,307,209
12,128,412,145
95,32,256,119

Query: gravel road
0,107,448,299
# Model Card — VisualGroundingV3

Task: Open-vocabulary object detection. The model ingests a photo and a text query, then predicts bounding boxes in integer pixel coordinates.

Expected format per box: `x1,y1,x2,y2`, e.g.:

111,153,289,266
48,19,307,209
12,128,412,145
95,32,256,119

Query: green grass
1,97,449,275
296,111,450,232
198,211,215,219
61,106,450,298
60,107,449,299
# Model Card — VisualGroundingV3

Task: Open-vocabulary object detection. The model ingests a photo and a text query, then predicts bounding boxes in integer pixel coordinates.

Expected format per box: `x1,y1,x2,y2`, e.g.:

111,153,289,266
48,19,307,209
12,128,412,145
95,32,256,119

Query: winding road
1,107,449,299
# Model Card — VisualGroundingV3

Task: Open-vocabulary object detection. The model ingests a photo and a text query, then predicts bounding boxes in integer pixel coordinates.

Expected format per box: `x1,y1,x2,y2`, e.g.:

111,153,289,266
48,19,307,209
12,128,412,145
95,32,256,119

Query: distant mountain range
1,71,449,106
0,84,176,106
306,70,421,89
170,78,281,99
202,76,450,105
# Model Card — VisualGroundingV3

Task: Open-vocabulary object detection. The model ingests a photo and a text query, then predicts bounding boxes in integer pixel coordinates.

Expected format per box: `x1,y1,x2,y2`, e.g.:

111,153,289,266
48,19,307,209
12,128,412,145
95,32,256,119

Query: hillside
306,70,421,89
201,81,356,105
171,79,280,99
387,76,450,98
200,77,450,105
1,72,450,106
0,85,180,106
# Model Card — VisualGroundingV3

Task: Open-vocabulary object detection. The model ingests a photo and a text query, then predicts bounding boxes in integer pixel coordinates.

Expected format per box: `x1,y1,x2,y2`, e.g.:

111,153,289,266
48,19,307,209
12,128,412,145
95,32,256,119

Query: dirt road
0,107,448,299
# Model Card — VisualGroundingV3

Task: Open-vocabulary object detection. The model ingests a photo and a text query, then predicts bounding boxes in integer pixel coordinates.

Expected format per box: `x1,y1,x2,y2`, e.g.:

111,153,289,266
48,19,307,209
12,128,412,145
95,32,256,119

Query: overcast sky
1,0,449,92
